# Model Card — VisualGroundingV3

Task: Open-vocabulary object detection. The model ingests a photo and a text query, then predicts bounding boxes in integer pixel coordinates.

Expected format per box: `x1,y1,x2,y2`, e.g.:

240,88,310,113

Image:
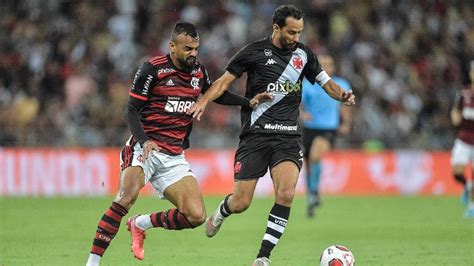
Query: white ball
319,245,355,266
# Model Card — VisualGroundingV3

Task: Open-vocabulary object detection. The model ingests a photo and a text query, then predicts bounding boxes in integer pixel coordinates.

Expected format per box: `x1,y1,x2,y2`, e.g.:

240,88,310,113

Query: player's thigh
114,166,145,207
309,136,331,161
234,136,272,180
164,175,205,214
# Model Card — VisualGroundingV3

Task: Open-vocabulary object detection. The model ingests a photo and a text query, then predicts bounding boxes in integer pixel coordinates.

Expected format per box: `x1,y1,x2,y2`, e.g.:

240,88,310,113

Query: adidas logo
166,79,175,86
265,58,276,65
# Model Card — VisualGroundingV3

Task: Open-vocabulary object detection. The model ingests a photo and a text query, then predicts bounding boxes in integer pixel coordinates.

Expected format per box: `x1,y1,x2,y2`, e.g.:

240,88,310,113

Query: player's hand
341,90,356,106
143,140,160,160
249,92,273,109
187,98,209,121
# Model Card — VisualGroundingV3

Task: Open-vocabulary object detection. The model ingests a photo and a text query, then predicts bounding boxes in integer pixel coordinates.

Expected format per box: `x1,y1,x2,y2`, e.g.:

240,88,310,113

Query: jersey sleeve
226,44,254,78
201,66,213,93
129,61,158,101
303,47,331,87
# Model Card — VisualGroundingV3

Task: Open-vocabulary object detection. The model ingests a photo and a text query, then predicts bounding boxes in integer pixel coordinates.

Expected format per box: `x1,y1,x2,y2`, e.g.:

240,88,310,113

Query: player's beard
177,56,197,71
280,37,297,51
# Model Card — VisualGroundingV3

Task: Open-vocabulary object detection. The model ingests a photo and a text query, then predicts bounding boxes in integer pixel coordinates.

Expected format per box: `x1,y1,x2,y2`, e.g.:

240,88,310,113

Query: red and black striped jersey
455,87,474,145
129,54,212,155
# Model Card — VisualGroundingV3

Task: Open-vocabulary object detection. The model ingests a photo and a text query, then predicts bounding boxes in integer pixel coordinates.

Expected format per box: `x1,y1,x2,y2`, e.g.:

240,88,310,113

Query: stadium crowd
1,0,473,149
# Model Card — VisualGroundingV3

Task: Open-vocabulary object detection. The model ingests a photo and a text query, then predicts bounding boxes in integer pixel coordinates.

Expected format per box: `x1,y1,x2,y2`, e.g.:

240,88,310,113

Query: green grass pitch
0,196,472,265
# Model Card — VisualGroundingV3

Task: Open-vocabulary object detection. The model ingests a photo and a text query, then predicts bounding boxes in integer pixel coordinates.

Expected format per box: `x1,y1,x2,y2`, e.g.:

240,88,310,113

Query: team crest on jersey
264,49,272,56
234,161,242,174
190,77,200,90
292,56,303,70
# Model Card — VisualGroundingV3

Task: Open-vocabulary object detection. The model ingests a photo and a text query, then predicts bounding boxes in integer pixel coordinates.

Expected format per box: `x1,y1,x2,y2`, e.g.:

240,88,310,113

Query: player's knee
116,195,137,210
183,207,206,227
115,190,140,209
231,197,251,213
275,188,295,205
452,165,465,175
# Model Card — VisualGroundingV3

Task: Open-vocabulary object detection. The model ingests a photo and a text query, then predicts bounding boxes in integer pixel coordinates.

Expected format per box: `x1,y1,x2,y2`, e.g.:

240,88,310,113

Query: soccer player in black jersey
188,5,355,266
86,22,270,266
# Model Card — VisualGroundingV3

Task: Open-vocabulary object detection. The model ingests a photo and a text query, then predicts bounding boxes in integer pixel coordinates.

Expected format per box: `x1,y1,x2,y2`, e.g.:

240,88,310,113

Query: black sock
257,203,290,259
454,174,467,186
219,194,233,218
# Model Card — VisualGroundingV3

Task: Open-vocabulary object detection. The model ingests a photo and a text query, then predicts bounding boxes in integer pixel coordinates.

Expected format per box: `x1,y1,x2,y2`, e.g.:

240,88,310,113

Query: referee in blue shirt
301,54,352,217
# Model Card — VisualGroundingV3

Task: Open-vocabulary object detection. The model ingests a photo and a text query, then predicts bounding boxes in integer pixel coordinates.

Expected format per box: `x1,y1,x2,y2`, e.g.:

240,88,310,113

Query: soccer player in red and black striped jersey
86,22,270,266
451,60,474,219
188,5,355,265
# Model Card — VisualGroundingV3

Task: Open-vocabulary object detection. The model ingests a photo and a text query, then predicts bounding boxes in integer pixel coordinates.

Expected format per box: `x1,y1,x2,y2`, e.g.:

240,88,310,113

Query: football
319,245,355,266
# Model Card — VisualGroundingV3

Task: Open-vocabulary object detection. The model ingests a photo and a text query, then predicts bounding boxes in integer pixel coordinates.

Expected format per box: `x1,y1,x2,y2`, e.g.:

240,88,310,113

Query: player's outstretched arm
188,71,237,121
322,79,356,106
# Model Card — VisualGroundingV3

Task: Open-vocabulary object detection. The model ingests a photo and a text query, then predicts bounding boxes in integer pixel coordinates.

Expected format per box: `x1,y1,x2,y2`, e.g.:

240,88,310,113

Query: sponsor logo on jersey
132,69,141,88
265,58,277,65
190,77,200,90
266,80,302,94
263,123,298,131
264,49,272,56
157,68,175,76
143,74,154,95
164,97,195,113
166,79,175,86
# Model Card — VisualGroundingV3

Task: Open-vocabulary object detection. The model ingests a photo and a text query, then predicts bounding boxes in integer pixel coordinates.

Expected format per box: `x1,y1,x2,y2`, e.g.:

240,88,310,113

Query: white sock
86,253,101,266
135,214,153,230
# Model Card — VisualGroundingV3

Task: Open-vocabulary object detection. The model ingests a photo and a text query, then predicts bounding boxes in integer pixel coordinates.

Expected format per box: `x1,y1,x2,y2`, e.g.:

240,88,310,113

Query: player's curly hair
272,5,304,28
171,21,199,41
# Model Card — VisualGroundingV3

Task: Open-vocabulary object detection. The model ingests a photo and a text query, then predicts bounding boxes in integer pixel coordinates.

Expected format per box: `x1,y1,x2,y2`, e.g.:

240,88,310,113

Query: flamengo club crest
190,77,200,90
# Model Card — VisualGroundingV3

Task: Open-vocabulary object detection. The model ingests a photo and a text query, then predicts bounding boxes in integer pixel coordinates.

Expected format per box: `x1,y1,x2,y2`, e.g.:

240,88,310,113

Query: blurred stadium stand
1,0,473,149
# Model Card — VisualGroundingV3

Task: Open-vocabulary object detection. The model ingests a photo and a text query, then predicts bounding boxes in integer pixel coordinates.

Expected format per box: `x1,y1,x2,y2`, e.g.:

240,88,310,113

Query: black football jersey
226,37,329,138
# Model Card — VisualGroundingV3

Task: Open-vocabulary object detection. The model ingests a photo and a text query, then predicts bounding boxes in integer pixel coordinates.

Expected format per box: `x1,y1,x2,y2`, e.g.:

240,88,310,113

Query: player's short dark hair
171,21,199,41
272,5,304,28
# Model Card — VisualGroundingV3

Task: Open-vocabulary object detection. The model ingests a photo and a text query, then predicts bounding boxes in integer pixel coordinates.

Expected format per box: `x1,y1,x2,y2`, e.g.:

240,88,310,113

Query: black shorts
302,128,337,158
233,134,304,180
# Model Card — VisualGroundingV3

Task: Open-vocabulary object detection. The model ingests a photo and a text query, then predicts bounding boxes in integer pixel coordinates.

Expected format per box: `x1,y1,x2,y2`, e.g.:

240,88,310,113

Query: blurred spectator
1,0,473,149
